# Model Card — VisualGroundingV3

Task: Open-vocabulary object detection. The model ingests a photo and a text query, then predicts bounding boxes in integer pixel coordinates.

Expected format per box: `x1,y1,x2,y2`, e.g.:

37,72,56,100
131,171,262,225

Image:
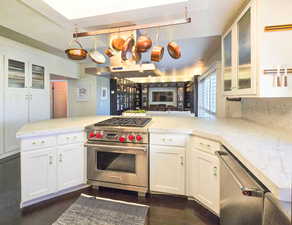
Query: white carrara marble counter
17,115,292,202
149,115,292,202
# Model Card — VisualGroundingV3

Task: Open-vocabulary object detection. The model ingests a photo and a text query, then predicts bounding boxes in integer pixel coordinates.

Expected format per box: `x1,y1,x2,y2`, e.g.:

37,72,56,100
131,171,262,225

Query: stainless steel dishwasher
216,148,268,225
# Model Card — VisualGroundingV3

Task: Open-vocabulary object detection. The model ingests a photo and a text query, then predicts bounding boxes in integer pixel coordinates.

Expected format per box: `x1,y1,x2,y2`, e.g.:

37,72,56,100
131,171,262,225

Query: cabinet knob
59,153,63,162
213,166,218,176
180,156,184,166
49,156,53,165
41,140,45,144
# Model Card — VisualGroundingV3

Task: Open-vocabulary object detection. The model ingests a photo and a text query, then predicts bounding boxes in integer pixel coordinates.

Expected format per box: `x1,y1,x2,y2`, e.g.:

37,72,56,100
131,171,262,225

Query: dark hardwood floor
0,155,219,225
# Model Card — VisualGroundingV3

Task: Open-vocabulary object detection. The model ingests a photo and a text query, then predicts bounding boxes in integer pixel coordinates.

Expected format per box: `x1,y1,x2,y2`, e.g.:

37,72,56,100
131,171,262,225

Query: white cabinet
4,55,50,155
190,149,219,214
21,132,85,205
188,136,220,215
57,144,84,190
150,144,185,195
222,1,256,96
21,148,56,202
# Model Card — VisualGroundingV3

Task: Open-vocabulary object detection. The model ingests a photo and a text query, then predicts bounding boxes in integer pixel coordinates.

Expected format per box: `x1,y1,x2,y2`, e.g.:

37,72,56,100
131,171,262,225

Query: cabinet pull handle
49,156,53,165
213,166,217,176
180,156,184,166
59,153,63,162
41,140,45,144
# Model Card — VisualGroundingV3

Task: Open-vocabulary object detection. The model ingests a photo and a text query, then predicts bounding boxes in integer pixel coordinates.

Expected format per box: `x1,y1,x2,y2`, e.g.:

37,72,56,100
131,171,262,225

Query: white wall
0,55,4,155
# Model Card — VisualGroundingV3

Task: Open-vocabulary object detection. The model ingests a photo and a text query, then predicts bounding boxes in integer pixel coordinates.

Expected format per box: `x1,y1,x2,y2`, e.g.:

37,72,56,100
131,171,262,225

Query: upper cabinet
222,1,256,96
222,0,292,97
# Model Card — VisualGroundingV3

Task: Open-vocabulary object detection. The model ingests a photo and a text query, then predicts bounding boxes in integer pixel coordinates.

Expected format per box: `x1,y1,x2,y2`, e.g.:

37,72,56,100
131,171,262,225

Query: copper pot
111,37,125,51
151,46,164,62
167,42,181,59
121,36,135,61
136,35,152,53
65,40,87,60
132,46,141,62
104,48,114,57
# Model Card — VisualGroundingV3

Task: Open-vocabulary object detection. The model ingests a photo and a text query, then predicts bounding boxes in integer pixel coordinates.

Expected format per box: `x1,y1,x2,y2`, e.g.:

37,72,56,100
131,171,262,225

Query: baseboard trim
21,184,90,208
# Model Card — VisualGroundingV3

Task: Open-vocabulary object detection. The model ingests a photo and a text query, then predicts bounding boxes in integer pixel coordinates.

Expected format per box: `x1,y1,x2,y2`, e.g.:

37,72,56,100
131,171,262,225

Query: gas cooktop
94,117,152,128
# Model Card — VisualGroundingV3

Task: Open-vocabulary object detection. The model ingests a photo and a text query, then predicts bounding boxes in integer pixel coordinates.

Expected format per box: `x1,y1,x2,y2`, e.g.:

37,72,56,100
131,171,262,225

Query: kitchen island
17,115,292,208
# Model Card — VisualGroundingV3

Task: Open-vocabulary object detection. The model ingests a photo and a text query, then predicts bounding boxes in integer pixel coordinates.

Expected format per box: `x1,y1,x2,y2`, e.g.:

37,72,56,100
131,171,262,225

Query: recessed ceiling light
42,0,187,20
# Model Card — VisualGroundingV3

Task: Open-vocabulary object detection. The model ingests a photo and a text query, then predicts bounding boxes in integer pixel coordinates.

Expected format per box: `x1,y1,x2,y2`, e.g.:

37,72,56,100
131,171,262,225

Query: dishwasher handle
216,151,264,198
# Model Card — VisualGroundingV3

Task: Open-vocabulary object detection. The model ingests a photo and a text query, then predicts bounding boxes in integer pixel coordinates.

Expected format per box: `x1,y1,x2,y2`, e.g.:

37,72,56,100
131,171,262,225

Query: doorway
51,81,68,118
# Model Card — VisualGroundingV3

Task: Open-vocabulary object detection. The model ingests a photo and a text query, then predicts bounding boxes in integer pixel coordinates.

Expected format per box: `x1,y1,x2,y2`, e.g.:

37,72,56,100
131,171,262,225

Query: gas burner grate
94,117,152,127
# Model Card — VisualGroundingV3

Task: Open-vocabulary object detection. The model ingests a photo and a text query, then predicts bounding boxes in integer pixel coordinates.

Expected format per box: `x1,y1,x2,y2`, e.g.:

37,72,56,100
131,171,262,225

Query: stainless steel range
85,117,152,196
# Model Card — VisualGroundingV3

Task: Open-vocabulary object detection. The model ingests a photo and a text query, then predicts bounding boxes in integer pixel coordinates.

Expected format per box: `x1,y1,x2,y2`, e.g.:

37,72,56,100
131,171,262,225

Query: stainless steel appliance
216,148,268,225
263,193,291,225
85,117,152,196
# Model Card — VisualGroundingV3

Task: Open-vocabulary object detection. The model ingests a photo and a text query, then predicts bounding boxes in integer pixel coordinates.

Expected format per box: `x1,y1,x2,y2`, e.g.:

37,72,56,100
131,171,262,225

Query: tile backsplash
241,98,292,131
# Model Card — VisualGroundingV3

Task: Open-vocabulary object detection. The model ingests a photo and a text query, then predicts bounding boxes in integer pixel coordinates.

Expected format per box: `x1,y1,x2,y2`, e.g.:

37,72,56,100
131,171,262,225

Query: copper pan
111,37,125,51
104,48,114,57
151,46,164,62
136,35,152,53
65,40,87,60
167,41,181,59
121,36,135,61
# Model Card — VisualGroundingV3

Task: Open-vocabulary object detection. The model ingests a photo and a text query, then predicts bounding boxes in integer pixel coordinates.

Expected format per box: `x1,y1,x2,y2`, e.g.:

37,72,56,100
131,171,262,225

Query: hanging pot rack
73,7,191,38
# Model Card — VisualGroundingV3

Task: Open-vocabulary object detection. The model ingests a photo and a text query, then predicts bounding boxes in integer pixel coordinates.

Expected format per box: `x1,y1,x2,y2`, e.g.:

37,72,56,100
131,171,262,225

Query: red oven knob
136,135,143,141
128,135,135,141
119,136,126,142
96,133,103,138
89,132,95,138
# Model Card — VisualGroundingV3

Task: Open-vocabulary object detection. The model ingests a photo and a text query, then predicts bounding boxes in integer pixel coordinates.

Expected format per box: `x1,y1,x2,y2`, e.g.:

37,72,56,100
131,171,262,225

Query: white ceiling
0,0,245,65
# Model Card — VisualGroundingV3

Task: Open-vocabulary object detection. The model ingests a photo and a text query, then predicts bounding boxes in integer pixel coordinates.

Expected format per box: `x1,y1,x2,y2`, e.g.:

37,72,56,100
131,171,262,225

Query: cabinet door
57,144,84,191
191,149,219,214
29,91,50,122
222,30,233,92
237,6,254,92
21,148,56,202
150,145,185,195
4,89,29,153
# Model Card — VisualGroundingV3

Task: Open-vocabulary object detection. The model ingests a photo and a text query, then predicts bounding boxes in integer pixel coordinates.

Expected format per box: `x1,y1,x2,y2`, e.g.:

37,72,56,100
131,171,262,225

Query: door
191,149,219,214
57,144,84,190
29,63,50,122
150,145,185,195
21,148,56,202
4,56,30,153
51,81,68,118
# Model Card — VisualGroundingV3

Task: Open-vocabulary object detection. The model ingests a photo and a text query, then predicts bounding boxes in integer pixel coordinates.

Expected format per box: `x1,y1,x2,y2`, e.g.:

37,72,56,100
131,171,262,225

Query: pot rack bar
263,68,292,75
73,18,191,38
265,24,292,32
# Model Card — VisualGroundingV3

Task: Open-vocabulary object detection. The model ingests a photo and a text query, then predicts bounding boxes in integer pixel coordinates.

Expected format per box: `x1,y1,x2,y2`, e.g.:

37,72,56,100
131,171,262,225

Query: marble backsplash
241,98,292,131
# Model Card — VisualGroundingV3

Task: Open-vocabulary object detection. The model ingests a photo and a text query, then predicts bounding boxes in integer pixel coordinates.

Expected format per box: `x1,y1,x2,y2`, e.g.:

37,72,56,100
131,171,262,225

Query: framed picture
77,84,90,101
101,87,108,100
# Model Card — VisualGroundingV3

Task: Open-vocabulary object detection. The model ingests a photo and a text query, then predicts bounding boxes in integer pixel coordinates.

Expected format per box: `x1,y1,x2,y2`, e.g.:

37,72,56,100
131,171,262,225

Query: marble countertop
17,115,292,202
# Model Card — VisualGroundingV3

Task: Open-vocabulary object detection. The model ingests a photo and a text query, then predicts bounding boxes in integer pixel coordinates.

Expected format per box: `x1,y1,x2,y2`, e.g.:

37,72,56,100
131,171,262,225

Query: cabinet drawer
150,133,187,147
57,132,84,145
21,136,57,151
192,136,220,154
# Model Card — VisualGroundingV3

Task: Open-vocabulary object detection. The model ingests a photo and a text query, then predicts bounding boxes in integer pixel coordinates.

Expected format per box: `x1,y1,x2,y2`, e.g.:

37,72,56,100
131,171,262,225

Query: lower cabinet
21,133,85,205
189,147,220,214
57,144,84,190
21,147,56,202
150,145,185,195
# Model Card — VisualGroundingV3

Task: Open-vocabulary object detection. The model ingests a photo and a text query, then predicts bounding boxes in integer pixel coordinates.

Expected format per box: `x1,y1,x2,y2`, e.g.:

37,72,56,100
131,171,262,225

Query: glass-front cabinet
31,64,45,89
6,56,46,91
237,8,252,90
8,59,27,89
222,2,256,96
223,31,232,92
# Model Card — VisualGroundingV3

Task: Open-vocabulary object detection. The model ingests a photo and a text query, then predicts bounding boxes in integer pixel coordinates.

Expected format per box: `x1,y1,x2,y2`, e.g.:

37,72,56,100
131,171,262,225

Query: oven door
86,143,148,187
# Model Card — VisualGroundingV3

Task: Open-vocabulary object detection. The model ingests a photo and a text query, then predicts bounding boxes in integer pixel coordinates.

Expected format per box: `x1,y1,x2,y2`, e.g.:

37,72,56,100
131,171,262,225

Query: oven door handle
85,143,147,152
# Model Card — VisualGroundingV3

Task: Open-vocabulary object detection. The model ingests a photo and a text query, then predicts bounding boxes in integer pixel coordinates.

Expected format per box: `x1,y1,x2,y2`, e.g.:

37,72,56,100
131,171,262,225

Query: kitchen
0,0,291,225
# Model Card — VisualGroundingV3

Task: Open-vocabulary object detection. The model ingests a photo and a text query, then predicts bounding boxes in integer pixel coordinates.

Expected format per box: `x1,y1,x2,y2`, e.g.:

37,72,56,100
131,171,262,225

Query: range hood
86,30,157,78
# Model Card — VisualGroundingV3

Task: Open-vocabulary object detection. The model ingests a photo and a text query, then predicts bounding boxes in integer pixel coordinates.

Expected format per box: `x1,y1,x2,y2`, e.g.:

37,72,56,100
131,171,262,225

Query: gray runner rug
52,194,149,225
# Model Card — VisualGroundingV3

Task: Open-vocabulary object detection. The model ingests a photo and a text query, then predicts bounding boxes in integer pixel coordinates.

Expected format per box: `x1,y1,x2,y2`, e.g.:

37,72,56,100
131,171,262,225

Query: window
198,71,217,117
